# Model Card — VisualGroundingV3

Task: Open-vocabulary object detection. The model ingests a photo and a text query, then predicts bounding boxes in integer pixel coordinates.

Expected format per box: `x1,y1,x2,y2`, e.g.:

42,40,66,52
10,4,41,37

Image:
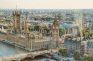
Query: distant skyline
0,0,93,9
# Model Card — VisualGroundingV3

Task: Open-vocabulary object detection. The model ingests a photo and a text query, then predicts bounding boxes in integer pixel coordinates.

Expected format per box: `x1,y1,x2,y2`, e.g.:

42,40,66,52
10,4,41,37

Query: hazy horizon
0,0,93,9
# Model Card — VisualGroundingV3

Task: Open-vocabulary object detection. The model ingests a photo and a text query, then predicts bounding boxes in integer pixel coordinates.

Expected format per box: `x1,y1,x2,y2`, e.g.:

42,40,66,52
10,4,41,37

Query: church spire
13,3,21,34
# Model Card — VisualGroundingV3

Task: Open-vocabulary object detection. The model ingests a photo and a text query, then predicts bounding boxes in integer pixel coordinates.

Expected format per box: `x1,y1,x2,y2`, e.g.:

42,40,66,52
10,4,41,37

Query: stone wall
0,34,27,48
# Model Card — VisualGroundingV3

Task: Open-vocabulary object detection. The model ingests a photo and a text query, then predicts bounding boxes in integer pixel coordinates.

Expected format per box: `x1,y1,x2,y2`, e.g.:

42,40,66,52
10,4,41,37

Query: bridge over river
0,41,58,61
0,30,60,61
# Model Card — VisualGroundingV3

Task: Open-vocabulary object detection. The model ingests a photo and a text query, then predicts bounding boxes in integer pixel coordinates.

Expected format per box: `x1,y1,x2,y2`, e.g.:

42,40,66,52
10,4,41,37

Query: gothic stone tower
23,14,29,33
51,16,59,48
13,10,21,33
25,32,33,51
22,20,28,33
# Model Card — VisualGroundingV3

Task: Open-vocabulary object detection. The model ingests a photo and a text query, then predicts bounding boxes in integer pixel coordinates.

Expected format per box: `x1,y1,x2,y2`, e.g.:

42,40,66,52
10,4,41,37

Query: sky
0,0,93,9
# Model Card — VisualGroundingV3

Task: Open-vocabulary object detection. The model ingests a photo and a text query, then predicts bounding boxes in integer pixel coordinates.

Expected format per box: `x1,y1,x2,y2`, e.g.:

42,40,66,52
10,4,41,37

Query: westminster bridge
0,47,58,61
0,33,60,61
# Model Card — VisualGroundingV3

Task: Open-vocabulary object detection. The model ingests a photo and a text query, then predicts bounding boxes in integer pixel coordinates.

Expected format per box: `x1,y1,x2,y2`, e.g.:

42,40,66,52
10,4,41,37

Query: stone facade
0,12,63,52
51,16,60,48
13,10,21,33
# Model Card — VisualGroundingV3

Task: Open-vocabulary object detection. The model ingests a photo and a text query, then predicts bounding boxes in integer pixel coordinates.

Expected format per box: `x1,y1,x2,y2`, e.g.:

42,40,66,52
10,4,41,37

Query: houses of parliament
0,9,63,51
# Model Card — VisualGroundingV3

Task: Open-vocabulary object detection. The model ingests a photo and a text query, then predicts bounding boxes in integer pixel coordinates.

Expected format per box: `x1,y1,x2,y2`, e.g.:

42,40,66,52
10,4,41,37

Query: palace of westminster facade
4,10,63,51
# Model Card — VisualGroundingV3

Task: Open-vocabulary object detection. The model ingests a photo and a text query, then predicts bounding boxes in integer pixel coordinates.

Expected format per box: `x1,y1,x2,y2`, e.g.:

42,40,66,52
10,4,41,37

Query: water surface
0,42,26,57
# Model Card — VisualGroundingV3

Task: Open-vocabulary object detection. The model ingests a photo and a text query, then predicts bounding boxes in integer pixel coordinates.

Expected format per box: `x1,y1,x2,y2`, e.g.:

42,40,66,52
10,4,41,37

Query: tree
84,54,93,61
59,48,67,57
73,51,80,60
59,28,65,37
34,25,40,31
83,27,93,40
59,28,63,37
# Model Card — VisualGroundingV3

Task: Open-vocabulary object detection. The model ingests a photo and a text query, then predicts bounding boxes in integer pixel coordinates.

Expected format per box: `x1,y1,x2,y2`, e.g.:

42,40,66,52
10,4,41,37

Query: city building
0,10,64,52
64,38,81,55
13,10,21,34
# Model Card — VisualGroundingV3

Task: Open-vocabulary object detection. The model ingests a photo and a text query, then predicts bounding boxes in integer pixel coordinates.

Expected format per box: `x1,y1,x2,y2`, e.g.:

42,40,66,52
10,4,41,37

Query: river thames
0,41,56,61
